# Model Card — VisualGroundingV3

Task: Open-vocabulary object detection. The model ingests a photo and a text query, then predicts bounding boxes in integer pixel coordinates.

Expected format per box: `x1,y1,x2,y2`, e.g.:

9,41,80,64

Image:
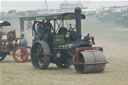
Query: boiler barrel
74,50,106,73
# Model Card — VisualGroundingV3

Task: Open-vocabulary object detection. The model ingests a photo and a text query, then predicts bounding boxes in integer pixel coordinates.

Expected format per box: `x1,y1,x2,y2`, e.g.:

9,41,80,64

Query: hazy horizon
1,1,128,12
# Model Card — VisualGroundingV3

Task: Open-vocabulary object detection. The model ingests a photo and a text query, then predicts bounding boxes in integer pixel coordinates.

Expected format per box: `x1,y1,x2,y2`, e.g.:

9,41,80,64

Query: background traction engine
31,7,107,73
0,21,29,62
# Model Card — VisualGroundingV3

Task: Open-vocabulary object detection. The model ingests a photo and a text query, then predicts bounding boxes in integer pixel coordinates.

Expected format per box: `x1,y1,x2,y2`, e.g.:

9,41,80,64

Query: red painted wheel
13,47,28,63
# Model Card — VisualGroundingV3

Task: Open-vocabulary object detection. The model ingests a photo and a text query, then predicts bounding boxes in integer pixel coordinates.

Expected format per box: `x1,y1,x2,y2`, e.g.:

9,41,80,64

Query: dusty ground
0,38,128,85
0,18,128,85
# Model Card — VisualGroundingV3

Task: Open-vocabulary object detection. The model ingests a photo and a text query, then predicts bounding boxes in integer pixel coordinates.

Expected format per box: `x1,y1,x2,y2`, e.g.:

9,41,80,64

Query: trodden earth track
0,17,128,85
0,39,128,85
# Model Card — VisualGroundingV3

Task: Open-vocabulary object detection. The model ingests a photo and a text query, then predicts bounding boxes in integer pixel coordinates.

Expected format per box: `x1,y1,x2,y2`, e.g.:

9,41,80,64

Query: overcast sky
0,0,128,12
0,0,128,1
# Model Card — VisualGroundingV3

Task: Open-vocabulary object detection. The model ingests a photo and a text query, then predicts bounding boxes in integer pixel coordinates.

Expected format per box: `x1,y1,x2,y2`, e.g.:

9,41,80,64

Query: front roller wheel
31,41,51,69
74,50,106,73
13,47,28,63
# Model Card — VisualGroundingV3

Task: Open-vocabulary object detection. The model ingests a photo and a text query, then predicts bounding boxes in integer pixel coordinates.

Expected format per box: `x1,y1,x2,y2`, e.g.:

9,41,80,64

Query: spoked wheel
31,41,50,69
13,47,28,63
56,52,72,68
0,55,7,62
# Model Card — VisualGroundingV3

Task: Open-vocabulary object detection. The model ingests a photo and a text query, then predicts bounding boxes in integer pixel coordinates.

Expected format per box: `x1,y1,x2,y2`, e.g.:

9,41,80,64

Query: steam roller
74,47,106,73
20,7,108,73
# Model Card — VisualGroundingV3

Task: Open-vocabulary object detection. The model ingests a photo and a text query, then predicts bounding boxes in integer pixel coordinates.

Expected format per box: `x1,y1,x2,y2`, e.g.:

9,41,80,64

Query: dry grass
0,38,128,85
0,19,128,85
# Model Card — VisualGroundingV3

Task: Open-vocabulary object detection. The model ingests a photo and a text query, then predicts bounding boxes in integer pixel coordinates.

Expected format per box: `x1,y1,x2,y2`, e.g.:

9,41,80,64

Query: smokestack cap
75,7,81,13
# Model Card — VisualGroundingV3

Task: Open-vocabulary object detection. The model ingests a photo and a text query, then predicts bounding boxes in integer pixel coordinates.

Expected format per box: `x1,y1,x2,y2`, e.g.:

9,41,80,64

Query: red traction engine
0,21,29,62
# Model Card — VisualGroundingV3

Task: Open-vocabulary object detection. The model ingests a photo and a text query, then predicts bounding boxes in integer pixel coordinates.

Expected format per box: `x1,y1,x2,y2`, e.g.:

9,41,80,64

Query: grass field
0,16,128,85
82,16,128,45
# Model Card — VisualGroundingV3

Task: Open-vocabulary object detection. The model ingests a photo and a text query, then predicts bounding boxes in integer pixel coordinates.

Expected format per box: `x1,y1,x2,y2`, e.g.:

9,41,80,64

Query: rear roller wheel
13,47,28,63
56,52,72,68
31,41,50,69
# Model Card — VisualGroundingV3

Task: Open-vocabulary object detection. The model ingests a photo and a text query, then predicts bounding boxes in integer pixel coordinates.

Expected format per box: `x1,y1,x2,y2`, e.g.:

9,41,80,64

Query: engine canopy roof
20,12,85,21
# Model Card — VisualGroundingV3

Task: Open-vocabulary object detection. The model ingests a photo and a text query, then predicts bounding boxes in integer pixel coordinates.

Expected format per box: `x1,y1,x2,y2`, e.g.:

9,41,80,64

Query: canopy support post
20,18,25,37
